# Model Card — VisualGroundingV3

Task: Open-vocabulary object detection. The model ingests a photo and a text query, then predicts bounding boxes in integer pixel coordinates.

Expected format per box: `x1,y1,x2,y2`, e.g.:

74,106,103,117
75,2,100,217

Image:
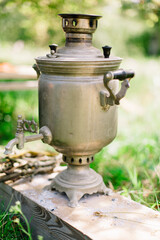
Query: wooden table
0,167,160,240
0,65,37,91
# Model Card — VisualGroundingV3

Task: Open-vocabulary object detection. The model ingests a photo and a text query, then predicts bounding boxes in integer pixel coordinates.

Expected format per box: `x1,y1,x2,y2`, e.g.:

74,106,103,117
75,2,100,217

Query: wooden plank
7,172,160,240
0,183,91,240
1,170,160,240
0,72,36,80
0,81,38,91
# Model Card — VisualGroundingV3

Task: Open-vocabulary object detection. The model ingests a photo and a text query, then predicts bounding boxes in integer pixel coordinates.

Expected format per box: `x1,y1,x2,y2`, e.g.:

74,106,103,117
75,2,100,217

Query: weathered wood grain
0,72,36,80
0,183,92,240
0,81,38,91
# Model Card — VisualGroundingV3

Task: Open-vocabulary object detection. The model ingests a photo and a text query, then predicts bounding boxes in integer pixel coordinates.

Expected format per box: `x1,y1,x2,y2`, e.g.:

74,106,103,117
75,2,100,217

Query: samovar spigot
4,115,52,155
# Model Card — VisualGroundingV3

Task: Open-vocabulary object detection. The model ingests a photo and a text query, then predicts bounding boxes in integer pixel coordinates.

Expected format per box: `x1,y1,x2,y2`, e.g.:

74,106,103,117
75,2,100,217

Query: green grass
1,56,160,239
91,134,160,210
0,89,38,145
91,56,160,211
0,201,30,240
0,201,43,240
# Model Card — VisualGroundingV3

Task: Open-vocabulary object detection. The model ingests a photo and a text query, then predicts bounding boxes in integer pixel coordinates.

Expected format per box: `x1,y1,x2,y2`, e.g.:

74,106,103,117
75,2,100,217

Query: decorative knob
49,44,58,55
102,45,112,58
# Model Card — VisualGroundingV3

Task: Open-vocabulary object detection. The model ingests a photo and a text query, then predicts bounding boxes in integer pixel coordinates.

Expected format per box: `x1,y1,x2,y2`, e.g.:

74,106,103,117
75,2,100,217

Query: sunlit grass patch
0,201,29,240
91,133,160,211
0,201,43,240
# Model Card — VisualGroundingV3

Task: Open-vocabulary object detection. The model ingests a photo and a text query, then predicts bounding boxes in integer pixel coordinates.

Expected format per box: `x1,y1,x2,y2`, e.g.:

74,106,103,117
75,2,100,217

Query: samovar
4,14,134,207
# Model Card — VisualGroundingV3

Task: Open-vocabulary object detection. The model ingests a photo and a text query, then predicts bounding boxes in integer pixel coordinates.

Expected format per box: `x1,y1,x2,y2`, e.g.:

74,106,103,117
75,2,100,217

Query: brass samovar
4,14,134,207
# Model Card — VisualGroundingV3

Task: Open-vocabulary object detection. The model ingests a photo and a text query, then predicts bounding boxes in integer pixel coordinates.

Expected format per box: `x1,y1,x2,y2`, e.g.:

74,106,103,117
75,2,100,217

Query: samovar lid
58,13,102,19
35,13,122,69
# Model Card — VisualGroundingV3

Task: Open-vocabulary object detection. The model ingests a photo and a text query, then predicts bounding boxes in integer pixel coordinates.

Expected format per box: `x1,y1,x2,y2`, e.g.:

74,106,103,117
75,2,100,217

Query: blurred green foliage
0,89,38,144
91,133,160,210
90,56,160,210
121,0,160,56
0,0,160,210
0,0,105,46
0,0,160,57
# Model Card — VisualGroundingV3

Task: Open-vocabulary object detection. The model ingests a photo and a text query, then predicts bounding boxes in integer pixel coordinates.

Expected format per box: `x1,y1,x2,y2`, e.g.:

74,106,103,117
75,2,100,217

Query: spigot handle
22,119,38,133
103,69,135,105
16,115,38,134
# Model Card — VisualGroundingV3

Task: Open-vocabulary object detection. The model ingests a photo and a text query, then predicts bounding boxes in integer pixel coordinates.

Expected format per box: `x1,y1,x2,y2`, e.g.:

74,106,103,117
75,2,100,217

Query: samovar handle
103,69,135,105
32,64,41,79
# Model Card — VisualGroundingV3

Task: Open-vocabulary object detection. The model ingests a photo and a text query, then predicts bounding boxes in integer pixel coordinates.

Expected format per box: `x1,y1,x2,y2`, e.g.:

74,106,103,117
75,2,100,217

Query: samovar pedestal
49,160,111,207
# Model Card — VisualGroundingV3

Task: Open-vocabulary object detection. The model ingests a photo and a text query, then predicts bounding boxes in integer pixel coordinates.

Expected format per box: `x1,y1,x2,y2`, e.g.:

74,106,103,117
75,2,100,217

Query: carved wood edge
0,183,92,240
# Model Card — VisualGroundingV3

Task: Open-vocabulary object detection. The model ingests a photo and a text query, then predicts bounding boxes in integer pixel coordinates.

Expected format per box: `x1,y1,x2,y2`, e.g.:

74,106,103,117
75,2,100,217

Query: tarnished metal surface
35,13,124,206
5,13,134,207
102,69,135,106
4,116,52,155
36,14,121,158
48,164,111,207
39,74,118,157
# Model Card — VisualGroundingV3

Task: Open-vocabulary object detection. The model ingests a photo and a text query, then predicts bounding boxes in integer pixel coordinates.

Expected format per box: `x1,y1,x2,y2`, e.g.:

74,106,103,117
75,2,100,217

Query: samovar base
48,163,112,207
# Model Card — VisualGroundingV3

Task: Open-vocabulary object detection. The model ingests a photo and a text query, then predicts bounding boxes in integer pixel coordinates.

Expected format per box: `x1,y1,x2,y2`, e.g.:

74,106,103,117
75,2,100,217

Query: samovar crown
59,13,102,34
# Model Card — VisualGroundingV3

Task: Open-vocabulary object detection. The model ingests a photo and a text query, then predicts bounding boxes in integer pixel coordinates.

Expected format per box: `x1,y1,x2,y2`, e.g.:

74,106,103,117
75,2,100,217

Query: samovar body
38,66,119,160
